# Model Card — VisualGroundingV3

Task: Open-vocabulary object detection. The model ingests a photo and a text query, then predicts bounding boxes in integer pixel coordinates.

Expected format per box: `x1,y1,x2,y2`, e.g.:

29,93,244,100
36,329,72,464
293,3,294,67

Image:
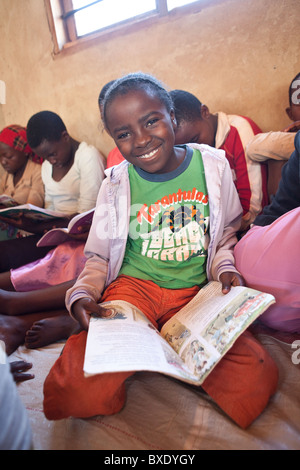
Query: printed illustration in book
0,202,66,222
0,194,20,208
37,208,95,246
83,281,275,384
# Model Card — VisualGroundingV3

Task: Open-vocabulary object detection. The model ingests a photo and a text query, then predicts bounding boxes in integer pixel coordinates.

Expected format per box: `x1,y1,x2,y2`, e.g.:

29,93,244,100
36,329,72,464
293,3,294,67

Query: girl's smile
105,89,185,174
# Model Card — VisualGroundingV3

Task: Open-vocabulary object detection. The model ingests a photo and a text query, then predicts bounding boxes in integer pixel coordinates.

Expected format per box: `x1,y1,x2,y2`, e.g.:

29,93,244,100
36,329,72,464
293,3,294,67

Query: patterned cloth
0,125,43,164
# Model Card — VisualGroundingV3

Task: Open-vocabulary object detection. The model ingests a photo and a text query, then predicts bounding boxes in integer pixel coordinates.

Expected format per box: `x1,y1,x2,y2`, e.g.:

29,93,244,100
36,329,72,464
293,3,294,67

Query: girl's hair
98,79,116,110
169,90,203,124
102,72,173,128
26,111,67,148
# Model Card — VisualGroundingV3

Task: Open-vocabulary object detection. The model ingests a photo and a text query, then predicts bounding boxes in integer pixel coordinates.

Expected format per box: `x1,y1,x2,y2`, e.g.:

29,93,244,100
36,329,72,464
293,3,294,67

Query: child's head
0,125,34,175
286,72,300,122
170,90,217,147
102,72,182,174
27,111,72,167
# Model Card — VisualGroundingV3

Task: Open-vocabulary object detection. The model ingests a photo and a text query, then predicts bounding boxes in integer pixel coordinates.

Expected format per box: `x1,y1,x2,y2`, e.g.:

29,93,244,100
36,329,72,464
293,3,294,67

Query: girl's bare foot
0,314,33,355
25,315,78,349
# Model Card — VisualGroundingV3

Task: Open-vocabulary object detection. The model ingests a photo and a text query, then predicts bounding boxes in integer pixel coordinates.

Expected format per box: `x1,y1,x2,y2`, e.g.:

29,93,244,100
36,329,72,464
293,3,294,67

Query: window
46,0,203,53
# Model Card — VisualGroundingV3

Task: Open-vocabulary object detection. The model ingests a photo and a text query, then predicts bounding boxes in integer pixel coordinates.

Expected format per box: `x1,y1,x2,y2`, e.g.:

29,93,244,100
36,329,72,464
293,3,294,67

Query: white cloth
0,342,33,450
42,142,105,214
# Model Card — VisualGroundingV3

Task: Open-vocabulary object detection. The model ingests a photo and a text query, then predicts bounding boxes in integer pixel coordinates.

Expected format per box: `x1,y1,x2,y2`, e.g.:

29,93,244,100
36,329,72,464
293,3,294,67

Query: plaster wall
0,0,299,160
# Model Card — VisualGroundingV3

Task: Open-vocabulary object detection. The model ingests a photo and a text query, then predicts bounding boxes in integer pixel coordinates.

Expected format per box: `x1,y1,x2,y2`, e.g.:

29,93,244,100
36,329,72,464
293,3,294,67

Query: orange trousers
43,275,278,428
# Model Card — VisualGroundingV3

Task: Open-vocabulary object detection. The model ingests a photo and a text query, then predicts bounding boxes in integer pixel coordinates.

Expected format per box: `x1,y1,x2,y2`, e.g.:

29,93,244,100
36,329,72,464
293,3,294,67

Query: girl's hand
10,361,34,383
72,297,114,330
219,271,245,294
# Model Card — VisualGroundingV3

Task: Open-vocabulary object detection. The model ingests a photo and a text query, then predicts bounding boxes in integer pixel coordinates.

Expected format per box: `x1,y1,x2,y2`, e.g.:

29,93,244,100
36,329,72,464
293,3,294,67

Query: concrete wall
0,0,299,162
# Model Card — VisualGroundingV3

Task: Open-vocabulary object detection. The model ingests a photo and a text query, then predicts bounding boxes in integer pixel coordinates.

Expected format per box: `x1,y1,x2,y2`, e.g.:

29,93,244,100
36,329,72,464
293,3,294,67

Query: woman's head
102,73,183,174
0,125,38,175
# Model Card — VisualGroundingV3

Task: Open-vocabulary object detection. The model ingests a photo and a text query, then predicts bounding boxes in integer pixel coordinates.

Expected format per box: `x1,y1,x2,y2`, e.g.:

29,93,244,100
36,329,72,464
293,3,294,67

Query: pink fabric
234,207,300,332
11,241,86,292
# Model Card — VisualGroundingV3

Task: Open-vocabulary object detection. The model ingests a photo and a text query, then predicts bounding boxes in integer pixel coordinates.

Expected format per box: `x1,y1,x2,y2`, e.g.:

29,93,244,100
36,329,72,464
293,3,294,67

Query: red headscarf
0,124,43,164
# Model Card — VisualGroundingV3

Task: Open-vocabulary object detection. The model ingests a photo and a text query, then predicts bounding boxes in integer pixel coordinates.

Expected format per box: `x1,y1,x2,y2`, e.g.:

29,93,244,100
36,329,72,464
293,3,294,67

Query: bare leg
0,271,15,291
25,314,79,349
0,280,76,316
0,310,75,356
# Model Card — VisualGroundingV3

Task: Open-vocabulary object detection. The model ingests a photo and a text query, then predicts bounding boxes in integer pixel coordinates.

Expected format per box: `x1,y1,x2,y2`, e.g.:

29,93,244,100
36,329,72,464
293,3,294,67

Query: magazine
0,203,65,222
83,281,275,384
37,208,95,246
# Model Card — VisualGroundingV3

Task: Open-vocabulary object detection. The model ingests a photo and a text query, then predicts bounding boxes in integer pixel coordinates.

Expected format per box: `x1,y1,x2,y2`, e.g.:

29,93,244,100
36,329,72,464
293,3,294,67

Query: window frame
45,0,214,55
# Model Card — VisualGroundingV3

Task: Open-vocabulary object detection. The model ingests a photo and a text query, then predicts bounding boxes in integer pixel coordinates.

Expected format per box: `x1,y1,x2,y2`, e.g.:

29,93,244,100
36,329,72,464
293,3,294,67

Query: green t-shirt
119,146,210,288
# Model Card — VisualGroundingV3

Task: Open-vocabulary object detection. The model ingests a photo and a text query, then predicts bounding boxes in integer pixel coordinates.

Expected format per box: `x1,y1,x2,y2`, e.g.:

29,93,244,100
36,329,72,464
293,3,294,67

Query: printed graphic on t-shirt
120,147,210,288
130,187,209,263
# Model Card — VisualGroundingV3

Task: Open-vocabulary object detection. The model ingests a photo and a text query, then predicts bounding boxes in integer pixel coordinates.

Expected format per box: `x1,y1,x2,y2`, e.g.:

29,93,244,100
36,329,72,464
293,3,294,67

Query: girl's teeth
139,148,158,159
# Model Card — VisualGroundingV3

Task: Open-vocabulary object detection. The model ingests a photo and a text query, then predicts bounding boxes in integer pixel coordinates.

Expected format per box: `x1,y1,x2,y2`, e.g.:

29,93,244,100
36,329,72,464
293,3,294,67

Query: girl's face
174,117,215,147
0,142,27,174
105,88,183,174
174,105,216,148
33,131,72,168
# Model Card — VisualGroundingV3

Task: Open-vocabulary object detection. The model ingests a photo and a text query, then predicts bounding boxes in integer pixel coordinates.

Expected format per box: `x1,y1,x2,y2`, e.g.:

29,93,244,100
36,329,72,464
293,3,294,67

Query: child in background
0,125,44,240
27,110,105,216
0,111,105,272
170,89,268,232
234,131,300,334
0,125,44,207
244,72,300,199
43,72,278,429
0,110,106,352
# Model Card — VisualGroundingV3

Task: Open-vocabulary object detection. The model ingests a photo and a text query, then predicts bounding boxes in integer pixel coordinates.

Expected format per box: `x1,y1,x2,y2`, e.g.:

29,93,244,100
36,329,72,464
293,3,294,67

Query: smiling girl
43,73,278,429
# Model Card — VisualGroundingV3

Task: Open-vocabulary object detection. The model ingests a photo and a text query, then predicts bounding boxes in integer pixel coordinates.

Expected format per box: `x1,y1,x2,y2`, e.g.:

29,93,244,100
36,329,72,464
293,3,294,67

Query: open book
0,203,65,222
37,208,95,246
83,281,275,384
0,194,20,208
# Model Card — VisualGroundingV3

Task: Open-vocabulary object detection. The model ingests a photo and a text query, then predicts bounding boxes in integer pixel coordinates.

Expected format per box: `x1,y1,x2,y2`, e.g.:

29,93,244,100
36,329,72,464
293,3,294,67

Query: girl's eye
117,131,130,140
146,118,158,127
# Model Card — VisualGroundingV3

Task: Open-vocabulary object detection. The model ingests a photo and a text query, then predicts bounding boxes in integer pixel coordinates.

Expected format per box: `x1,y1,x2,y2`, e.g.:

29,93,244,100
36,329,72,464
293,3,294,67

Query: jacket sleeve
65,254,108,315
65,177,111,314
246,131,295,162
209,153,243,281
254,131,300,226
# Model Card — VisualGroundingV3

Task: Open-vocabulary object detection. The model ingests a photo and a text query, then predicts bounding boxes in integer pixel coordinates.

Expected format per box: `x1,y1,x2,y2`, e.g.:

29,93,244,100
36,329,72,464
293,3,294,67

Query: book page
37,209,94,246
0,204,65,221
83,283,275,385
83,300,201,384
160,282,275,382
68,208,94,234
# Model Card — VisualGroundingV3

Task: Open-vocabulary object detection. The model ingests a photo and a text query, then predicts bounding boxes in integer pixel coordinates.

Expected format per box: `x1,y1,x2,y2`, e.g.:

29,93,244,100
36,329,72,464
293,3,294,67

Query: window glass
167,0,200,10
72,0,157,37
